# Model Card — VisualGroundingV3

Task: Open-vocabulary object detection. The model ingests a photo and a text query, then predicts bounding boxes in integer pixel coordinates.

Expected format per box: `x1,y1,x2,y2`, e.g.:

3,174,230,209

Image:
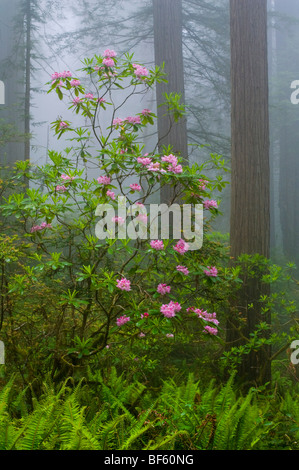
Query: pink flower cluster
30,222,52,233
97,175,111,185
103,49,117,58
160,301,182,318
147,162,166,173
56,185,67,192
137,156,152,166
102,49,117,68
204,266,218,277
103,58,115,67
73,97,83,105
157,283,171,295
116,315,130,326
116,277,131,291
70,79,80,87
106,190,116,200
59,121,69,130
112,116,141,127
126,116,141,125
203,200,218,210
176,265,189,276
187,307,219,335
129,183,141,192
204,326,218,335
113,118,124,127
150,240,164,250
61,174,75,181
51,71,72,80
173,239,189,255
162,154,182,174
133,63,149,78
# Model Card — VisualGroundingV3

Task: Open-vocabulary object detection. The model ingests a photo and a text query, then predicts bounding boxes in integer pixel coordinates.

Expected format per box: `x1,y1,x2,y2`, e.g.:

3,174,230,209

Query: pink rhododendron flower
187,307,219,331
98,97,106,103
137,156,152,166
166,333,174,338
141,312,149,318
168,164,183,174
116,277,131,291
56,185,68,192
139,332,146,338
160,301,181,318
126,116,141,124
84,93,94,100
129,183,141,192
173,239,189,255
51,71,72,80
112,216,125,225
147,162,166,173
30,222,52,233
150,240,164,250
204,266,218,277
116,315,130,326
203,199,218,210
157,283,171,295
162,154,178,166
133,64,149,78
97,175,111,185
142,108,151,116
106,190,116,200
73,97,82,105
61,174,75,181
59,121,68,130
113,118,124,127
176,265,189,276
103,57,115,67
70,79,80,87
204,325,218,335
103,49,117,58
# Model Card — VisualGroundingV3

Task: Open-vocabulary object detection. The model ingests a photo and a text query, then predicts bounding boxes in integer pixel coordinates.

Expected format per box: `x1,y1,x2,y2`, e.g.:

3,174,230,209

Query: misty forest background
0,0,298,451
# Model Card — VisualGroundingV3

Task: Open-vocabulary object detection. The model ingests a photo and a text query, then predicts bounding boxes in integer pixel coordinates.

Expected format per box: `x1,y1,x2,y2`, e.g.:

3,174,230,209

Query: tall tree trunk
227,0,271,387
275,0,299,271
153,0,188,205
24,0,31,161
0,0,25,165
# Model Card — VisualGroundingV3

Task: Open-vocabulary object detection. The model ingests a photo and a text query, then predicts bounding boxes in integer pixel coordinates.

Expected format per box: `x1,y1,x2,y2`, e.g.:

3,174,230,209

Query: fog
0,0,298,266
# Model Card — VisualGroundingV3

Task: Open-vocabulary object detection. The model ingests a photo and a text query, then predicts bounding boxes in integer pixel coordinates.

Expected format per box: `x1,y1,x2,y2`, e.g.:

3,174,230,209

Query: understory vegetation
0,49,298,451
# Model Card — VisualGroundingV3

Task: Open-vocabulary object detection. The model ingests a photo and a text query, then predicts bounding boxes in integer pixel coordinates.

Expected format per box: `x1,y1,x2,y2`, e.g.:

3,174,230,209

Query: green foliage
0,371,298,450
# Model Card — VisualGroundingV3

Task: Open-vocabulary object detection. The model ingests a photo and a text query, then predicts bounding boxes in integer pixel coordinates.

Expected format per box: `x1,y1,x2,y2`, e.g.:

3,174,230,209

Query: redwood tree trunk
153,0,188,205
228,0,271,387
24,0,31,161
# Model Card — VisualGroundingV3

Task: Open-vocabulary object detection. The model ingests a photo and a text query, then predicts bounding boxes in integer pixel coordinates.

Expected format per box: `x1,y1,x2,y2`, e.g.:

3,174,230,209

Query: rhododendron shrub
0,50,234,383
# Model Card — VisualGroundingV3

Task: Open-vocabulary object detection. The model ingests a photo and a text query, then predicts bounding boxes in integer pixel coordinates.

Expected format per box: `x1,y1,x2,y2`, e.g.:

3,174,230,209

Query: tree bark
153,0,188,205
228,0,271,387
24,0,31,161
